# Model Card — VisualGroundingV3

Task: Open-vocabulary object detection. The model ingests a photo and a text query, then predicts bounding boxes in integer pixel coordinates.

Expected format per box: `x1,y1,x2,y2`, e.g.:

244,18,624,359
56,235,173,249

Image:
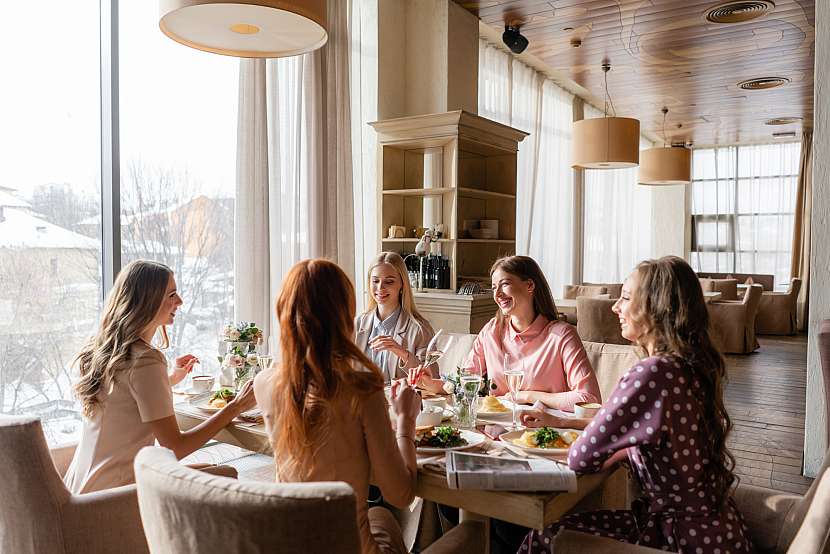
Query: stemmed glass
411,329,455,387
503,353,525,431
257,336,273,374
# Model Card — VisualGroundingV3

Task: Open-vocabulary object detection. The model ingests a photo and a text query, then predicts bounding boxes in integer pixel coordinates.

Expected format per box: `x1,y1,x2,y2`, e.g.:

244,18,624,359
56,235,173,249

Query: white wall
805,0,829,478
650,185,687,259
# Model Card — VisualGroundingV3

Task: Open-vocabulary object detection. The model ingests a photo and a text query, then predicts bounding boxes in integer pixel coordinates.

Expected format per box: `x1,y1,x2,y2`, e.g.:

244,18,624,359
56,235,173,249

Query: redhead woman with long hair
253,259,421,554
519,256,753,553
355,252,434,384
64,260,256,494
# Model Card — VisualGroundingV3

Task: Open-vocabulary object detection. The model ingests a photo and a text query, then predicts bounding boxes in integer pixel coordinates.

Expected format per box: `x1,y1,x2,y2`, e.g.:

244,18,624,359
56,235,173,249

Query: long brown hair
269,259,384,476
74,260,172,418
363,252,430,329
629,256,736,505
490,256,559,342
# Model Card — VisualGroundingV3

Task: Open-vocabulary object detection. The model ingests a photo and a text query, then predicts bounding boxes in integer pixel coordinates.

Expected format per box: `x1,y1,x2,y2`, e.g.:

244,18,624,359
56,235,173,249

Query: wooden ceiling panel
459,0,815,146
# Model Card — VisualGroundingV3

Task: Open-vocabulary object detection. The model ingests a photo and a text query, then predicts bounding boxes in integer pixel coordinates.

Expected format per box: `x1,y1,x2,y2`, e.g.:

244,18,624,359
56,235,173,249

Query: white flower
246,354,259,366
227,329,241,341
442,381,456,395
226,354,244,368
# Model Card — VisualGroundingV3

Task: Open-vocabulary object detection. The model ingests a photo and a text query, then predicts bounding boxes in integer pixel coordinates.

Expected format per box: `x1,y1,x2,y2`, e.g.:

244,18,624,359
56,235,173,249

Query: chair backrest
134,447,361,554
697,272,775,291
582,282,623,299
779,449,830,552
0,416,69,554
789,278,803,299
582,342,640,402
786,468,830,553
819,321,830,447
711,278,739,301
743,283,763,319
437,332,477,378
563,284,607,300
576,297,629,345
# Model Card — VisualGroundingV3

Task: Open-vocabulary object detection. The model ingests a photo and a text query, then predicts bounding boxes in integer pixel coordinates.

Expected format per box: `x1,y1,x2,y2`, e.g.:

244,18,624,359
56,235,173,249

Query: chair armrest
61,485,149,554
553,529,664,553
50,442,78,478
421,521,485,554
732,483,801,553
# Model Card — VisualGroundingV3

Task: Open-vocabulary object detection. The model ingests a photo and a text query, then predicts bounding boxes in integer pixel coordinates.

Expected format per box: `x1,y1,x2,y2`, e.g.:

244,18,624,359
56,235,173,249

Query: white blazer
354,309,434,382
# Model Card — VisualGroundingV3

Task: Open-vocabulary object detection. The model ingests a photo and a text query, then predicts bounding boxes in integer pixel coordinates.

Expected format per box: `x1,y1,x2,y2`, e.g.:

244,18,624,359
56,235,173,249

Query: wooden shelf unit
369,110,527,293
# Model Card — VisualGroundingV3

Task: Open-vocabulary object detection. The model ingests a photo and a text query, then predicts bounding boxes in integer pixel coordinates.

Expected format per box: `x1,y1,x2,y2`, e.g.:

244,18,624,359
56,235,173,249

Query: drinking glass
413,329,455,386
257,337,273,373
458,373,482,428
503,353,525,430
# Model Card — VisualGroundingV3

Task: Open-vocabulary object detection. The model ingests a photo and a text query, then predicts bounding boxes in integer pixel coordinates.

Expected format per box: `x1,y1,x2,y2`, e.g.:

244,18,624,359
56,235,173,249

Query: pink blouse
462,315,600,412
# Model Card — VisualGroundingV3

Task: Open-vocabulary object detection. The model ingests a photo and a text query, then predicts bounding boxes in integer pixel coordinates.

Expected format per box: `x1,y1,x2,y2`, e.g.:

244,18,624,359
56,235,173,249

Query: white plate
499,428,581,456
476,396,512,419
416,429,486,454
188,391,235,412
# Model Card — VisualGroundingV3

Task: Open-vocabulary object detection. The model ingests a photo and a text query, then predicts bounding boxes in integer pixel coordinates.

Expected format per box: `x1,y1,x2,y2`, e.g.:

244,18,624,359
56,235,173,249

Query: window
0,2,103,445
690,143,800,289
119,0,238,366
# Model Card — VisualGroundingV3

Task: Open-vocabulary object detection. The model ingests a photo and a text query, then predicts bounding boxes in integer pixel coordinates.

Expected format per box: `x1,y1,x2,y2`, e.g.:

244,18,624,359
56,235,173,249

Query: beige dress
253,368,414,554
64,341,173,494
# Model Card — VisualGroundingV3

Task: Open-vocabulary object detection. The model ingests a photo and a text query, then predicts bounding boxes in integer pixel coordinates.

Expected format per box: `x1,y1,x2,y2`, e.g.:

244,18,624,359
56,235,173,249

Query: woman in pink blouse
438,256,600,411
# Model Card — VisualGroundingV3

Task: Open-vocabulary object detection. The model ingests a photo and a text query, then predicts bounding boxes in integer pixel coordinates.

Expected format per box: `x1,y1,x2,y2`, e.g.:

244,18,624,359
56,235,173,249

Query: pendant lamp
572,63,640,169
159,0,327,58
638,108,692,185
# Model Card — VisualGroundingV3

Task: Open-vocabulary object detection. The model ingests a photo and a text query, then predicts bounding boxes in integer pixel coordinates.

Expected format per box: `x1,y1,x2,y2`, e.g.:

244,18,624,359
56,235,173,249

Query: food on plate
415,425,468,449
479,395,509,413
208,388,235,409
512,427,579,449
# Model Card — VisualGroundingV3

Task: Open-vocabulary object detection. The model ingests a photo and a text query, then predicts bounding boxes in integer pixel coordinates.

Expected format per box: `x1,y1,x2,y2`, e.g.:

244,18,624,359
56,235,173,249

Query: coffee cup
416,406,444,427
192,375,215,393
422,397,447,411
574,401,602,419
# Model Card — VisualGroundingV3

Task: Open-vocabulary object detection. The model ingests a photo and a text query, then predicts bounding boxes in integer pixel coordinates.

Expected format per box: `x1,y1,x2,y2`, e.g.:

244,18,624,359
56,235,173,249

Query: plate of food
415,425,486,454
189,388,235,412
476,395,512,418
499,427,581,456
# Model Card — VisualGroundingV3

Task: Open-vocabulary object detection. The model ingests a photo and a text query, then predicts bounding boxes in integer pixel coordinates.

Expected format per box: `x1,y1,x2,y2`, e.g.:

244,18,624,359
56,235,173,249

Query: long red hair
269,259,384,476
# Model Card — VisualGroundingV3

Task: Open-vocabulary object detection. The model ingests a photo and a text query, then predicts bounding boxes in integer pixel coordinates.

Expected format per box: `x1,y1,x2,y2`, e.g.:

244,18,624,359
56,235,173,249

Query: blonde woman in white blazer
355,252,436,385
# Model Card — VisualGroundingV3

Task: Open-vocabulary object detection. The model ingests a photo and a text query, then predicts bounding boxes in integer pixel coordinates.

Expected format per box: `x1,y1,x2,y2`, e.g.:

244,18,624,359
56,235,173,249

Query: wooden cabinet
370,110,527,333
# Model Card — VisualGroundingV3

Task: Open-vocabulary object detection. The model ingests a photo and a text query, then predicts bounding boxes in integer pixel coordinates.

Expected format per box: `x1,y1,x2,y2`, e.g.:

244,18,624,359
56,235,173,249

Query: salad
416,426,468,448
513,427,578,449
208,388,235,409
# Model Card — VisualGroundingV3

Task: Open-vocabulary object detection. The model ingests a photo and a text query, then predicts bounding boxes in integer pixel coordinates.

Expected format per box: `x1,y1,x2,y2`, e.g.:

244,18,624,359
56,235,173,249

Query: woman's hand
513,390,537,405
369,335,407,360
520,409,574,429
410,365,446,394
228,380,257,414
390,378,421,422
170,354,199,386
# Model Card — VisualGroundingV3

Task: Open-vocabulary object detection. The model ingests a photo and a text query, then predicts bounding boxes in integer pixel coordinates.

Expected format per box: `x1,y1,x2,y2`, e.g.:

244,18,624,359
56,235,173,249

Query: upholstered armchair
563,285,609,324
576,297,629,345
551,449,830,553
756,278,802,335
0,416,149,554
582,282,623,299
707,284,763,354
134,447,484,554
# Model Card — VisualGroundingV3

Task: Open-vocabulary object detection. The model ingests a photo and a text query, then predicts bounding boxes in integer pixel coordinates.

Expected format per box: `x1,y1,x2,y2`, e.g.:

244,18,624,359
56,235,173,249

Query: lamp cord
603,67,617,118
662,109,668,148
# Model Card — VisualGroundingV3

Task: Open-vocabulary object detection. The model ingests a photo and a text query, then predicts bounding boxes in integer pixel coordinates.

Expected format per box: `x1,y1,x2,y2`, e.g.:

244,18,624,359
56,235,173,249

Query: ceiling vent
772,131,797,138
705,1,774,24
765,117,802,125
737,76,789,90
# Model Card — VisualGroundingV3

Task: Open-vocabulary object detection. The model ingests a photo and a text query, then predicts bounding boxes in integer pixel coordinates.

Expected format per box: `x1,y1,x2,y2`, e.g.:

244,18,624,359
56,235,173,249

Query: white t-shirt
64,341,173,494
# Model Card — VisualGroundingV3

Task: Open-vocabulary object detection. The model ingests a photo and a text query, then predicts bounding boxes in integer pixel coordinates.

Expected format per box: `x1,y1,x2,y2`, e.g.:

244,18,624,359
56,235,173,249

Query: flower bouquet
218,322,263,390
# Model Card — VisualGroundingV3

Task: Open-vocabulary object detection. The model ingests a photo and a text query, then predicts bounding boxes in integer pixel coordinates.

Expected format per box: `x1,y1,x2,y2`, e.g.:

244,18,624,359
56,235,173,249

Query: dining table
173,394,615,553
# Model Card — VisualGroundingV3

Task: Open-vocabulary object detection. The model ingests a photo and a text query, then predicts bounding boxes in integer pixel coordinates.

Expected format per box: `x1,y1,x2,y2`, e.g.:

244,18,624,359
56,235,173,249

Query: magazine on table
445,451,577,492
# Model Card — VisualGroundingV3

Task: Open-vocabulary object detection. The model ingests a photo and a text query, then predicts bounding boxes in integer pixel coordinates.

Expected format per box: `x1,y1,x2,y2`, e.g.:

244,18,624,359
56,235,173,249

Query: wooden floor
724,334,812,494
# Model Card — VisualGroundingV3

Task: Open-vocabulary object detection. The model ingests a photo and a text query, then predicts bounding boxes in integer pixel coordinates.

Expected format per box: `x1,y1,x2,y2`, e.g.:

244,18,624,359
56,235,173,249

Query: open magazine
445,451,577,492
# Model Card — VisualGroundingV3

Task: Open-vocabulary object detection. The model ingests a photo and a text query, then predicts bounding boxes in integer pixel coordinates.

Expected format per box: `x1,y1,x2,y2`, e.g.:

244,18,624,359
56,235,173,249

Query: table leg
459,509,490,554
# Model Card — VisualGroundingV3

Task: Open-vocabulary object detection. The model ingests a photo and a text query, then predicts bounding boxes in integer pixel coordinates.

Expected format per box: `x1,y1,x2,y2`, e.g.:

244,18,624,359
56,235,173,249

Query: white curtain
235,0,356,343
477,40,574,297
582,103,654,282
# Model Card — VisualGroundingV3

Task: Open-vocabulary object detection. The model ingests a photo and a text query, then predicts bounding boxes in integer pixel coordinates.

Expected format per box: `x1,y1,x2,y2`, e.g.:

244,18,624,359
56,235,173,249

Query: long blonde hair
271,259,384,476
74,260,172,418
363,252,429,328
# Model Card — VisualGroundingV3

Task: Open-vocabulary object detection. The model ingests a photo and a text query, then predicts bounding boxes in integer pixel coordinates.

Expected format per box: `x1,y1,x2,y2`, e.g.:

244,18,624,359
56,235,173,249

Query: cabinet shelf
456,239,516,244
381,238,454,243
382,187,454,196
458,187,516,200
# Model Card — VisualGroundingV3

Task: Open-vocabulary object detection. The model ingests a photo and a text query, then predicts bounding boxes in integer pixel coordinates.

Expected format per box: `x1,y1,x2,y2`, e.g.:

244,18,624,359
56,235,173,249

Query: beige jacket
354,310,434,383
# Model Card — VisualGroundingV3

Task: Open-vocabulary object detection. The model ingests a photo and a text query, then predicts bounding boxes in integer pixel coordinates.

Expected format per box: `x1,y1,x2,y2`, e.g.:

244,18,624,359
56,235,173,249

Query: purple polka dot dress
519,356,754,554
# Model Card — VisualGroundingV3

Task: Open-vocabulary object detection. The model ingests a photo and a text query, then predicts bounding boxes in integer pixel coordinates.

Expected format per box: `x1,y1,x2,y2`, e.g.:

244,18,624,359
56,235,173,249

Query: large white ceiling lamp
639,107,692,185
159,0,328,58
572,62,640,169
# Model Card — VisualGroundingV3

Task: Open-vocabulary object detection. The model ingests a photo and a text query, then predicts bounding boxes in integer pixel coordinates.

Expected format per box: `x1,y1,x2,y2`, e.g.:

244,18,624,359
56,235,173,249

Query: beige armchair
707,284,762,354
756,278,802,335
582,282,623,299
0,416,148,554
551,449,830,554
563,284,608,299
134,447,484,554
576,297,629,345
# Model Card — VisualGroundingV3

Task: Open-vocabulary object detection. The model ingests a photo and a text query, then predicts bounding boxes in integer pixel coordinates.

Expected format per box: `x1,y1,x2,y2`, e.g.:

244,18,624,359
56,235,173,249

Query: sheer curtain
477,40,574,296
235,0,356,341
582,103,654,282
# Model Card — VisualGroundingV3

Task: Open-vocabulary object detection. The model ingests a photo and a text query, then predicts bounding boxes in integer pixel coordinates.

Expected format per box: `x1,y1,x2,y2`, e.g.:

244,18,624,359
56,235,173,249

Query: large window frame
100,0,121,298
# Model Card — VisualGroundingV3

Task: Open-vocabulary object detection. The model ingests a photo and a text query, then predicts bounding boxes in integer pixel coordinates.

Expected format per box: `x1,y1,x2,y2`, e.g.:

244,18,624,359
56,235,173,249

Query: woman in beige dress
254,259,421,554
64,259,256,494
355,252,435,384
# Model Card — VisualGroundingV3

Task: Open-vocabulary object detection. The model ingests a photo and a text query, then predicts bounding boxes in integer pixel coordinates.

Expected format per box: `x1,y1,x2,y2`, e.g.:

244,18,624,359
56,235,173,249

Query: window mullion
100,0,121,300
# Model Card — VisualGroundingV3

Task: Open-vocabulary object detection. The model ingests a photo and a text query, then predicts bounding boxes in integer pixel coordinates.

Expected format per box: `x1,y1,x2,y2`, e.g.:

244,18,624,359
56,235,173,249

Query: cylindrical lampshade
159,0,327,58
639,147,692,185
572,117,640,169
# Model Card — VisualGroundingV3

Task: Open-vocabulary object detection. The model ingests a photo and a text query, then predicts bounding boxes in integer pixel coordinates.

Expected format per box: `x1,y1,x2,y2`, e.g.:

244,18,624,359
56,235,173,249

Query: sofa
699,277,740,301
697,272,775,292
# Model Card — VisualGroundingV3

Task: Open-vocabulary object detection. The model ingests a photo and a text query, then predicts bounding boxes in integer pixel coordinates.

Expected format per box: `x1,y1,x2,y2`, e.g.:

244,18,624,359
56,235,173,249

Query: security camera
502,25,528,54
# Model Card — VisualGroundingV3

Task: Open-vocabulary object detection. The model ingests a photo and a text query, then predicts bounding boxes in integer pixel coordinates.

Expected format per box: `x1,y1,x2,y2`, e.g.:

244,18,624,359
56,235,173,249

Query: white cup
574,402,602,419
192,375,215,393
422,397,447,411
416,406,444,427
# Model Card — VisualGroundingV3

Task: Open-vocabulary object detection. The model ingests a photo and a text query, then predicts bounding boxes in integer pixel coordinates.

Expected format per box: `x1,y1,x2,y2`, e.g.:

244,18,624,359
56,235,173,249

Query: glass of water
458,373,482,429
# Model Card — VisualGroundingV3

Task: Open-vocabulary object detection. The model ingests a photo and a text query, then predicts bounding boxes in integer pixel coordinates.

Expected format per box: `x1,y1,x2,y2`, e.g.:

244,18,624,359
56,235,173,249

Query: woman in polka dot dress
518,256,754,554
